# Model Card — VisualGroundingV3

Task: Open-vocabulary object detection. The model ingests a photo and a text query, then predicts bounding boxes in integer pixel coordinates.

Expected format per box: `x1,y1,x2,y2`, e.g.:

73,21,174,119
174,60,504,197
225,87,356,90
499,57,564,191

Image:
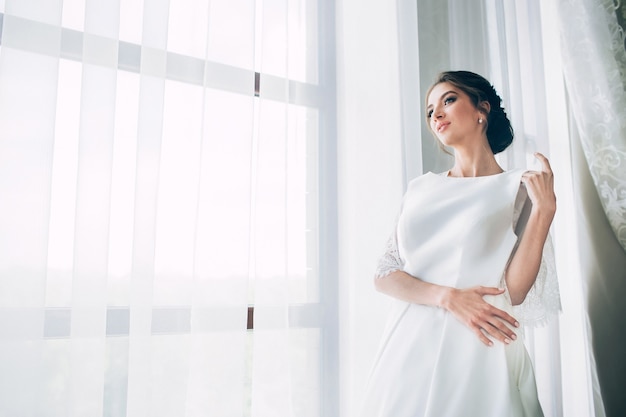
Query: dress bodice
397,169,525,289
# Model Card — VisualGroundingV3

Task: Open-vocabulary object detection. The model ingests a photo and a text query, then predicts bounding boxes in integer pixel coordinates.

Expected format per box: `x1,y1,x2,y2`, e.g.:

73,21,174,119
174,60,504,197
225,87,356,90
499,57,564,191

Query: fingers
491,307,520,329
520,155,557,215
485,317,518,342
449,286,520,347
522,152,553,180
474,307,518,346
466,306,519,347
473,319,516,346
533,152,553,174
476,291,519,345
474,327,494,347
476,325,515,347
474,286,520,327
476,286,505,296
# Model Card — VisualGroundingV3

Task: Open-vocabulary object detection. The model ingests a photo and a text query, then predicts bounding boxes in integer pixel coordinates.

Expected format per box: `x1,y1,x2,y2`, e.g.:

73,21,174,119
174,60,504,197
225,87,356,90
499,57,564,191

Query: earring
478,118,483,124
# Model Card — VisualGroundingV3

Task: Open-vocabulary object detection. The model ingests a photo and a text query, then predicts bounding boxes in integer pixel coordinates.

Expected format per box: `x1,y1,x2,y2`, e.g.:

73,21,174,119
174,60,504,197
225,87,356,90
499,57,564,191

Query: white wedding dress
360,169,561,417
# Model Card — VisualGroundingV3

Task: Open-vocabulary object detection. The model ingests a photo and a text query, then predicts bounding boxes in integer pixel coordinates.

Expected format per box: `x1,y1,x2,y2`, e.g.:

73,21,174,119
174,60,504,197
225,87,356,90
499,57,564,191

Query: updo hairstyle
427,71,514,154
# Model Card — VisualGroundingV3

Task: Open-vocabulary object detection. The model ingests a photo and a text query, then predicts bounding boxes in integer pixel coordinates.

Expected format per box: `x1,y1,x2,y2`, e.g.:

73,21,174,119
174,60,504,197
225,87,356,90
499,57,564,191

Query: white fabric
335,1,407,416
557,0,626,252
376,175,561,327
362,169,546,417
0,1,327,415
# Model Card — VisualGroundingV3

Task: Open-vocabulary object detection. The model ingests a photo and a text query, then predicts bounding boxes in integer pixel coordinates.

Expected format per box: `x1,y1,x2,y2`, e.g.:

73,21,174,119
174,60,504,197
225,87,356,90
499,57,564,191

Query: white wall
335,0,406,415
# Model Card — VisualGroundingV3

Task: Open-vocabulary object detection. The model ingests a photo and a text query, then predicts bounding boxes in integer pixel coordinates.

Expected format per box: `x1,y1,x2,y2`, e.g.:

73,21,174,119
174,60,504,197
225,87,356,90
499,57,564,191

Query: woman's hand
376,272,519,346
505,152,556,305
442,286,519,347
521,153,556,220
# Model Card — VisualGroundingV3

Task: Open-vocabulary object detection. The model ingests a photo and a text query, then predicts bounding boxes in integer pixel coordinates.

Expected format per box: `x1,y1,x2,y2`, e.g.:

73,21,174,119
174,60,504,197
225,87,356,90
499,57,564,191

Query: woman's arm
505,153,556,305
375,271,519,346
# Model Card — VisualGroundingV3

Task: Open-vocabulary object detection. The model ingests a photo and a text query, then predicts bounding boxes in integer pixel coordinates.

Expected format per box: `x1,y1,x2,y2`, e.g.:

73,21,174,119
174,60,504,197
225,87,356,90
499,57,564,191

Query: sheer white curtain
483,3,567,416
0,1,333,416
335,0,406,415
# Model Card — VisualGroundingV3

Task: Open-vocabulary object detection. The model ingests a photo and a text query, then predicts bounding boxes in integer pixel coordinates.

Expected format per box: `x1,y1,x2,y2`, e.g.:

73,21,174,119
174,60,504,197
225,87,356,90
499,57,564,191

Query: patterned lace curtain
558,0,626,251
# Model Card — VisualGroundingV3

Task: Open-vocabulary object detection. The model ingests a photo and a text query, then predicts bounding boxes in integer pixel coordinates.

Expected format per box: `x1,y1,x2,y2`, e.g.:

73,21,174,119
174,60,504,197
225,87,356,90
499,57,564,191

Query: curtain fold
481,2,565,415
0,4,62,416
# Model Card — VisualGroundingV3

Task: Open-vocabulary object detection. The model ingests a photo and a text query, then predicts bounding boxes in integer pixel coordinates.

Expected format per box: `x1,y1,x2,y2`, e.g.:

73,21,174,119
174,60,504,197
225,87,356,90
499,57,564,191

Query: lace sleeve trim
502,185,561,326
504,233,562,327
374,230,405,279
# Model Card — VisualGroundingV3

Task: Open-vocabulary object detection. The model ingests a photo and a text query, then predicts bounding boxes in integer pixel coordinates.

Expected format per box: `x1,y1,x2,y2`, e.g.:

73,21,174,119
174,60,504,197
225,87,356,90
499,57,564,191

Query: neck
448,143,503,177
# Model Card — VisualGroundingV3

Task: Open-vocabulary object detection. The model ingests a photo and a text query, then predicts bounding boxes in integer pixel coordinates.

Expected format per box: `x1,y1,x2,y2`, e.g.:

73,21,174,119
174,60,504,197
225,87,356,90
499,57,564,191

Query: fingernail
488,341,493,347
504,338,510,344
514,321,520,327
511,334,517,340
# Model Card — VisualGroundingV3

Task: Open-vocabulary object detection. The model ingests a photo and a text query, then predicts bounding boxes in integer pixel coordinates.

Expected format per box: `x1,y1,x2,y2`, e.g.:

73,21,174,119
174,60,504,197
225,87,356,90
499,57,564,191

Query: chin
437,137,457,149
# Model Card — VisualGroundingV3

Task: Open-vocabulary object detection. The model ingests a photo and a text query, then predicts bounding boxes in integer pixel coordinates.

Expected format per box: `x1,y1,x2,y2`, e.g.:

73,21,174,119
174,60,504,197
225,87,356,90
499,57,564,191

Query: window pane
257,0,318,83
6,0,62,25
153,80,205,306
107,70,140,306
167,0,210,59
193,88,255,306
288,0,319,83
253,99,318,304
119,0,144,45
206,0,255,69
47,59,81,307
61,0,85,32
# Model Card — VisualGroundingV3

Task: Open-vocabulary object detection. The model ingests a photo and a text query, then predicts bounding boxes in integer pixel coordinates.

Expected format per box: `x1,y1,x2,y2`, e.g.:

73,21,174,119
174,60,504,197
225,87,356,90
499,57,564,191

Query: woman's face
426,82,483,148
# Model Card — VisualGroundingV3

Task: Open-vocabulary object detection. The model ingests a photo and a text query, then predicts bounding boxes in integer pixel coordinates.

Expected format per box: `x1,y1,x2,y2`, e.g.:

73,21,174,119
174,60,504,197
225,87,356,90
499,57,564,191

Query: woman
360,71,561,417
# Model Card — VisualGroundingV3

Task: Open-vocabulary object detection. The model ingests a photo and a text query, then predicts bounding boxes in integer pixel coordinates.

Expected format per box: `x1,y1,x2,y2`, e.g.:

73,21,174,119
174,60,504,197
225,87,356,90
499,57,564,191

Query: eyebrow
426,90,457,110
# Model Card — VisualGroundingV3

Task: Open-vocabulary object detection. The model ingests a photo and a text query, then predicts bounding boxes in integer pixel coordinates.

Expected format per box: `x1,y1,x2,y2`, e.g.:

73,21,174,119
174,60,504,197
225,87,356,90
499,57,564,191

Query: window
0,1,336,415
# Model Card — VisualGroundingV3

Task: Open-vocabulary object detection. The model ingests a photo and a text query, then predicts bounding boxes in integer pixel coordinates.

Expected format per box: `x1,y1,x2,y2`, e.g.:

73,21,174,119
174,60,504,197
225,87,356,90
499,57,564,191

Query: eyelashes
427,95,457,118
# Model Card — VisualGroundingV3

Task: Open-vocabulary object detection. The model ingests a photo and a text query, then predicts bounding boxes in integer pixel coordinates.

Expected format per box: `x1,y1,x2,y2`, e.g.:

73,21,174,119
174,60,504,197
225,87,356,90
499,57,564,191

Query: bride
360,71,560,417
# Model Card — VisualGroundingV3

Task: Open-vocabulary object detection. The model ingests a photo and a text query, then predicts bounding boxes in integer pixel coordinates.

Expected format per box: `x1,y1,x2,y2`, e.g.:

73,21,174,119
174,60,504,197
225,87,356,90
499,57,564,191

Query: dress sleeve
506,185,562,326
374,228,405,279
510,233,562,326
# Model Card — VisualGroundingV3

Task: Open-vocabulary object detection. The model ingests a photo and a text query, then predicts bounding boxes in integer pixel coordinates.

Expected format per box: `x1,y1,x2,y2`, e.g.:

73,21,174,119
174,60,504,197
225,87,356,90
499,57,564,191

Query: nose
432,106,443,119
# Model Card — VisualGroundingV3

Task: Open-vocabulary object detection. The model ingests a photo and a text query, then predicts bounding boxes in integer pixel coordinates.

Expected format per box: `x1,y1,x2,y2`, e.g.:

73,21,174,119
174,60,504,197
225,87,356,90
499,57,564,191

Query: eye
427,109,433,118
444,96,456,105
